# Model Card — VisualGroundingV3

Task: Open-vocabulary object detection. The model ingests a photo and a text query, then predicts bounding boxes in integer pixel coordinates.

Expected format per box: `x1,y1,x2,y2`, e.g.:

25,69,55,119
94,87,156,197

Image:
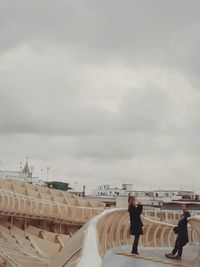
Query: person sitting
128,196,143,255
165,204,191,260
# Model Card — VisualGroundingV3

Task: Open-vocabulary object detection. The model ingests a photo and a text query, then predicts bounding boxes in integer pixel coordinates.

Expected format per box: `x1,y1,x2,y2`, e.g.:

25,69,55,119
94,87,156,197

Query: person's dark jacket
177,211,191,246
128,204,143,236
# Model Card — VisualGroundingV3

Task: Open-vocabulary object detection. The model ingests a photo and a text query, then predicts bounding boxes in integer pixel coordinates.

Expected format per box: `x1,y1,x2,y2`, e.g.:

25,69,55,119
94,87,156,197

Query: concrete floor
102,245,199,267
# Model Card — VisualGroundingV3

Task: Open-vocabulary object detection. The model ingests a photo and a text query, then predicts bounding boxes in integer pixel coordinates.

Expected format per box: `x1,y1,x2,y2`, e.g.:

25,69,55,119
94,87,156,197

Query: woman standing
128,196,143,254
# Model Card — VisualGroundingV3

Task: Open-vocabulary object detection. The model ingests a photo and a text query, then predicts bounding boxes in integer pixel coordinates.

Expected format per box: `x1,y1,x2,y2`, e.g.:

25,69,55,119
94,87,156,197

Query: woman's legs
131,235,140,254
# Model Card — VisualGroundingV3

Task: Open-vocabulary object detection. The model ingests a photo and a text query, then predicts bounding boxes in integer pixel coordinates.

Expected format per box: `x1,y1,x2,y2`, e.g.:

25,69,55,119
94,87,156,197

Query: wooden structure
0,178,200,267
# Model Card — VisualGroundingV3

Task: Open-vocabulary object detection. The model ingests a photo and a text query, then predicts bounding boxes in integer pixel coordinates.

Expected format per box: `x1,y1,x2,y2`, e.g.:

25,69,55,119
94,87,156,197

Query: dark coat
176,211,191,246
128,204,143,236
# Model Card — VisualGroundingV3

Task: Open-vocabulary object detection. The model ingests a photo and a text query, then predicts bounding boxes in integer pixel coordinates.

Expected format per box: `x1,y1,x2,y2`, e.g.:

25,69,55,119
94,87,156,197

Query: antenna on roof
46,166,50,182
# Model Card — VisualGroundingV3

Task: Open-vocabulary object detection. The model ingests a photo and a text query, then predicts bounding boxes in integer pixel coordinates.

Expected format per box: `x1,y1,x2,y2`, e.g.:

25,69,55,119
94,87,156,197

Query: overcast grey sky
0,1,200,192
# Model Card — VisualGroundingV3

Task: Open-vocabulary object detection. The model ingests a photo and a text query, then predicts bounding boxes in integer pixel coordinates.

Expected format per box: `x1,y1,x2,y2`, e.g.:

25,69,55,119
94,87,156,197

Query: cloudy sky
0,0,200,193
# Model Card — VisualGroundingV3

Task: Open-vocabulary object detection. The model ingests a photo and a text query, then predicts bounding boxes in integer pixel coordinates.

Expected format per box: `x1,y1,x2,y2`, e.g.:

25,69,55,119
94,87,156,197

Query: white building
153,190,194,200
92,184,196,206
92,184,124,196
92,184,151,198
153,190,178,198
0,161,39,184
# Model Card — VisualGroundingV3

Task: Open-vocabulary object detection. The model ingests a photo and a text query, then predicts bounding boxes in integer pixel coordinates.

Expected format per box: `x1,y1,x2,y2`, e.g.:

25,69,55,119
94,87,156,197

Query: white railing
188,216,200,263
50,209,179,267
76,209,200,267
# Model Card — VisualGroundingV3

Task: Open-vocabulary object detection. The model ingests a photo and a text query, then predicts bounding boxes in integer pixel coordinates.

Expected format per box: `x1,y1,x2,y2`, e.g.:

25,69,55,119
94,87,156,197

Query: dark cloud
1,1,200,65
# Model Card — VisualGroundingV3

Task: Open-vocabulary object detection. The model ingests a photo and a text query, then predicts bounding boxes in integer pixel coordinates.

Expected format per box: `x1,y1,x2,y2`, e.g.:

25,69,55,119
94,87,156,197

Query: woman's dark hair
128,196,135,203
182,203,189,208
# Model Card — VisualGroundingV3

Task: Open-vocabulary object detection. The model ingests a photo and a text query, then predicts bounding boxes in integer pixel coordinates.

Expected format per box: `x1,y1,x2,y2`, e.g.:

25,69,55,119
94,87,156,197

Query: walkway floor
102,245,199,267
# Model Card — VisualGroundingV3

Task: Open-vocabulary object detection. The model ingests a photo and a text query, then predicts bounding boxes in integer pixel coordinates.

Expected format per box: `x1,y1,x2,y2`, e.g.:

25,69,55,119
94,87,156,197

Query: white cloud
0,1,200,193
